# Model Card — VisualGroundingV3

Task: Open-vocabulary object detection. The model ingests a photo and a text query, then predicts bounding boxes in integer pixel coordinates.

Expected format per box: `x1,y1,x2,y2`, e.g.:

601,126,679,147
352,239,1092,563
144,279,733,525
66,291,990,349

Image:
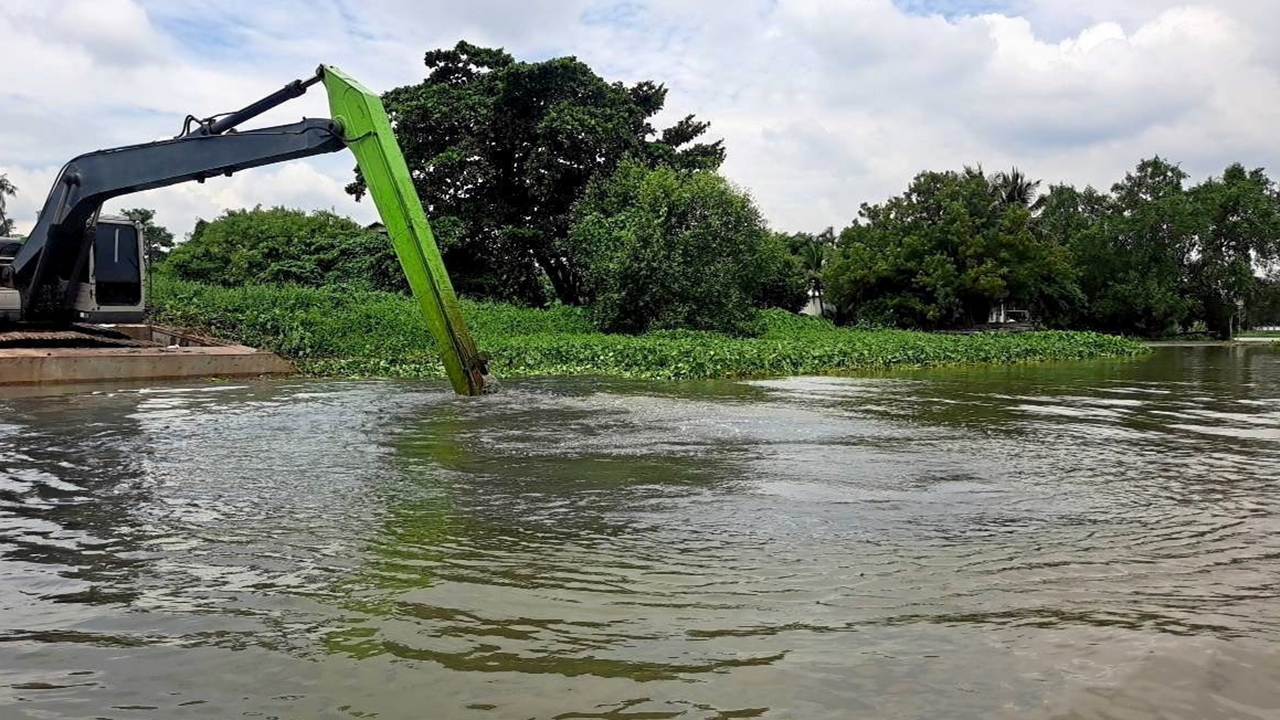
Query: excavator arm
2,66,494,396
11,118,346,320
320,66,494,397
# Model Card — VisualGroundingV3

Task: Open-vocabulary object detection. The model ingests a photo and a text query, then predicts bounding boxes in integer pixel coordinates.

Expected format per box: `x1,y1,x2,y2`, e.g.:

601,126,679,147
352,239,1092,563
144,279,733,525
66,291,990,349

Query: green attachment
319,65,496,396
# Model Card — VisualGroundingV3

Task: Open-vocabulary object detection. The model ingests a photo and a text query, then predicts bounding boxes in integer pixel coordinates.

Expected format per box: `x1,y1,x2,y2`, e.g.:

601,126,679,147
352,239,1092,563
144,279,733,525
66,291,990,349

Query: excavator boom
319,66,494,396
10,118,346,321
0,66,494,396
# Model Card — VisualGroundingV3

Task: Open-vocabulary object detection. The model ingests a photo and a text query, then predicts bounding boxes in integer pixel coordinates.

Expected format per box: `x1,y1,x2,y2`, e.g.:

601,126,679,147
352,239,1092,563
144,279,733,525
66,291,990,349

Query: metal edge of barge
0,324,294,386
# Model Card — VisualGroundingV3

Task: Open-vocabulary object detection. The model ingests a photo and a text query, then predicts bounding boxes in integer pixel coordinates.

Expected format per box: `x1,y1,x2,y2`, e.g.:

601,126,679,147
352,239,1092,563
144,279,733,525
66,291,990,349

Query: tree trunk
537,252,585,306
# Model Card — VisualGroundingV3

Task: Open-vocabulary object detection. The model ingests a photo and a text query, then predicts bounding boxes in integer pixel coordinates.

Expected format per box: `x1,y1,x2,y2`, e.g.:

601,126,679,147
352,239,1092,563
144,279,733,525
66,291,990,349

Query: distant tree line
823,158,1280,338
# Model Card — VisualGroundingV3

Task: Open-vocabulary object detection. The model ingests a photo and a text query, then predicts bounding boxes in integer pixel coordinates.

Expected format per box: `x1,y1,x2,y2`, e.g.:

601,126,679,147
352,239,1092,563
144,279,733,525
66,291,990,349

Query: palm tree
800,234,829,316
990,167,1044,211
0,174,16,237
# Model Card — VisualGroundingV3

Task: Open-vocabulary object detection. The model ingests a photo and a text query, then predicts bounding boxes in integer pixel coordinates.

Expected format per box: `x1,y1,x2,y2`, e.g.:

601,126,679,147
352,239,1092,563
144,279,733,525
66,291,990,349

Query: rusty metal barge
0,324,293,386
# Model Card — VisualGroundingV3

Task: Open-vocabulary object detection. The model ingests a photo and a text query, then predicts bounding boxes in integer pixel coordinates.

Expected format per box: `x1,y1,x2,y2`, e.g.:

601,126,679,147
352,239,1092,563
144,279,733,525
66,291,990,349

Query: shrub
567,161,787,335
165,207,407,293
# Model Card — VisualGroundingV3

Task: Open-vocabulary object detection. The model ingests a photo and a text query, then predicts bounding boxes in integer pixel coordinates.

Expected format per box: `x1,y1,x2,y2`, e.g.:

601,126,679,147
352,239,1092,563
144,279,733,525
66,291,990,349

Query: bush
751,232,809,313
567,161,789,335
165,207,407,294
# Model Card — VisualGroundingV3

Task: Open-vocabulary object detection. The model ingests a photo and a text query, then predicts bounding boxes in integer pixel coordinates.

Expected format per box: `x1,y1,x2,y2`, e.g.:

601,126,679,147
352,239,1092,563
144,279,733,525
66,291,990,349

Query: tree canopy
824,158,1280,338
825,167,1079,329
1187,163,1280,337
348,40,725,306
568,160,800,334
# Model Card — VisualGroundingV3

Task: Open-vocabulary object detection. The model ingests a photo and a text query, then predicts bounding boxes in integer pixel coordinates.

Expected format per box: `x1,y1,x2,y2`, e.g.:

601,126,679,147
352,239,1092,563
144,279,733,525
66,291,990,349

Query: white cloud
3,0,1279,241
125,161,381,237
50,0,170,66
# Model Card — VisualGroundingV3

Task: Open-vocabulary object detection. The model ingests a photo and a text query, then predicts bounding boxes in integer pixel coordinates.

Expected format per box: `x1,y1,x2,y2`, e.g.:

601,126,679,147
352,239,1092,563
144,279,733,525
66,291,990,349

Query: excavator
0,65,495,396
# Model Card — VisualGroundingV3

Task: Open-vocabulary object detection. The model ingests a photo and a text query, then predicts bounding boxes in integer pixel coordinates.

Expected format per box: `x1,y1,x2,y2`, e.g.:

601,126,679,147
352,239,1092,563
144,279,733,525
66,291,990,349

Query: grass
149,277,1150,382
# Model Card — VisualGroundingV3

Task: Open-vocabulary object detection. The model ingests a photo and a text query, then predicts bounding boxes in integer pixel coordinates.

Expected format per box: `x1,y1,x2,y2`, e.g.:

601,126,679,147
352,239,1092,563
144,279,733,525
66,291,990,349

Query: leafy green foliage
149,277,1146,382
119,208,174,265
567,161,798,335
347,41,725,306
1246,278,1280,329
751,232,810,314
0,173,17,237
797,228,836,315
1068,158,1198,337
165,207,407,294
1186,164,1280,338
989,167,1045,211
824,168,1079,330
824,157,1280,338
1047,158,1280,338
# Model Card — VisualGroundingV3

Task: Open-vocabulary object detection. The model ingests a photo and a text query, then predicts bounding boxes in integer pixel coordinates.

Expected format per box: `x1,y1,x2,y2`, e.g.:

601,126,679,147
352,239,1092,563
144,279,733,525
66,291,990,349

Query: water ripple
1,349,1278,718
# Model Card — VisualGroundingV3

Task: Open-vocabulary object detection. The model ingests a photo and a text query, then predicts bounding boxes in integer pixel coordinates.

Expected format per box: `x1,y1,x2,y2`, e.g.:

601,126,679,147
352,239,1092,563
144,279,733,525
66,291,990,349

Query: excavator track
0,325,156,349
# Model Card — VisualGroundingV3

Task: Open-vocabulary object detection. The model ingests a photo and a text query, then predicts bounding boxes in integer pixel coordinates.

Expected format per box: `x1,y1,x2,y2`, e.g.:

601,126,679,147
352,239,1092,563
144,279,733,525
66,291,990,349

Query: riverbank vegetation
49,37,1254,382
149,277,1145,381
154,41,1280,344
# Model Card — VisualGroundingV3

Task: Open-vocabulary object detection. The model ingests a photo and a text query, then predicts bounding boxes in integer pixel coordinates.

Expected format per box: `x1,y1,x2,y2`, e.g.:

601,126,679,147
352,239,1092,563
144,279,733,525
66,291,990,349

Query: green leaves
567,161,791,335
1063,157,1280,338
349,41,726,306
823,157,1280,339
825,168,1074,329
164,207,406,294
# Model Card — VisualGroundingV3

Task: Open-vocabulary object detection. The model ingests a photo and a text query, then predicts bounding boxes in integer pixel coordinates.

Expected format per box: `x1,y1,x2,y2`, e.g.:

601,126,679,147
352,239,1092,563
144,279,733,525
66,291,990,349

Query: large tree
348,41,725,306
568,160,785,334
120,208,175,265
1186,163,1280,338
1246,276,1280,329
1067,158,1199,337
824,168,1080,329
0,174,17,237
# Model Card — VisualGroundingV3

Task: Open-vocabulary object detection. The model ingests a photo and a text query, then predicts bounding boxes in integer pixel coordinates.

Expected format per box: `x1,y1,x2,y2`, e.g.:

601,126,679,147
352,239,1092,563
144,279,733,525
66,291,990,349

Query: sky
2,0,1279,239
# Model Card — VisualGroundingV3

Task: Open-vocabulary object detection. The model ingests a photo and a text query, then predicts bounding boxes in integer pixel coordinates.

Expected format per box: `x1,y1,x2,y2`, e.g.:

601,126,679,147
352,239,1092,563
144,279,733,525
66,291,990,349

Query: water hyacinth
150,277,1148,382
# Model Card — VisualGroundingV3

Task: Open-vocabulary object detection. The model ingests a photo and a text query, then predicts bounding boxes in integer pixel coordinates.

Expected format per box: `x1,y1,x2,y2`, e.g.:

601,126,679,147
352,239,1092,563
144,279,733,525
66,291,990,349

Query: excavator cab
0,215,145,324
0,239,20,322
72,215,146,323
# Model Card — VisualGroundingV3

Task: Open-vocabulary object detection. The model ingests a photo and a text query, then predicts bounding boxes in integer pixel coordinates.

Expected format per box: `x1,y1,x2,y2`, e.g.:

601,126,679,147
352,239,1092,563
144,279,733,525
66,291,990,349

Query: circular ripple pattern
1,347,1277,719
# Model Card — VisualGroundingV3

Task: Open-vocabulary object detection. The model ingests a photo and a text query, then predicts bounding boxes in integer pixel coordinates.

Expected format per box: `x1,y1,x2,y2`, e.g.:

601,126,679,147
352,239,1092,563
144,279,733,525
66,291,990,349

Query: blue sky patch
892,0,1014,21
151,13,247,58
581,1,647,28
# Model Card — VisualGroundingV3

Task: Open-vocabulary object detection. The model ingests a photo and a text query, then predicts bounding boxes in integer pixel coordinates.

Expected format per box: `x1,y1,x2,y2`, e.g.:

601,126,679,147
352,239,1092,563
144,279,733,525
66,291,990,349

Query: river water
1,347,1278,719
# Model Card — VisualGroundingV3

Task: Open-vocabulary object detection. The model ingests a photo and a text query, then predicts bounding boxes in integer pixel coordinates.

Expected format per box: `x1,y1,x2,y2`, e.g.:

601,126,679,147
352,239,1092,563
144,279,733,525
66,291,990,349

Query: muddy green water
1,347,1278,719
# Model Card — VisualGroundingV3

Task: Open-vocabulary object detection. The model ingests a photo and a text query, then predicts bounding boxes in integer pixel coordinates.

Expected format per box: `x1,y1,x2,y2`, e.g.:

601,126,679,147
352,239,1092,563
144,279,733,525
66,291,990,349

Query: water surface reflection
1,348,1277,718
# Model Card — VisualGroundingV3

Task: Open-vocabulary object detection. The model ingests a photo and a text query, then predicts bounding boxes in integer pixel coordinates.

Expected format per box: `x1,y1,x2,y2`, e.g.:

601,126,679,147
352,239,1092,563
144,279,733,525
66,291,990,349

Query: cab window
93,223,142,305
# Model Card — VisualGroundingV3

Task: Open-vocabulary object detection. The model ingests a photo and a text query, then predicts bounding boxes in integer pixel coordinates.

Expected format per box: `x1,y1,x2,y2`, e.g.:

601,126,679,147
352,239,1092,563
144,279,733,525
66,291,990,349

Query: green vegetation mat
150,277,1149,381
